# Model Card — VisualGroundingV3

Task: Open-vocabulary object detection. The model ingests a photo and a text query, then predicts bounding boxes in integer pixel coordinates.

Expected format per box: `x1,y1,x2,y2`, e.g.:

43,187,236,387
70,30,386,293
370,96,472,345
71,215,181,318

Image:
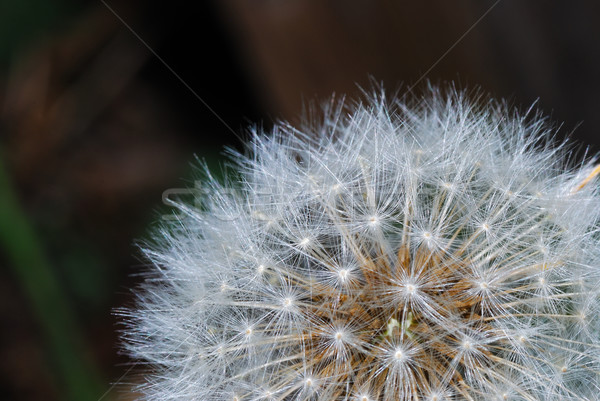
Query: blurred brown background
1,1,599,400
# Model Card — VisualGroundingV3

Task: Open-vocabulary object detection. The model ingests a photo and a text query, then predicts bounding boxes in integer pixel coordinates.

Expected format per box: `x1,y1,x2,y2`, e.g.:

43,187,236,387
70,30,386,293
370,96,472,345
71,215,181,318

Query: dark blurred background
1,1,599,400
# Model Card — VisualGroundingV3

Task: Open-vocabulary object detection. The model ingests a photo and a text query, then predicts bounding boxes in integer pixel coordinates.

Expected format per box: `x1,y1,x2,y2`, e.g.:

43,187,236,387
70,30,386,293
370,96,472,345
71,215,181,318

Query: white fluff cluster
124,88,600,400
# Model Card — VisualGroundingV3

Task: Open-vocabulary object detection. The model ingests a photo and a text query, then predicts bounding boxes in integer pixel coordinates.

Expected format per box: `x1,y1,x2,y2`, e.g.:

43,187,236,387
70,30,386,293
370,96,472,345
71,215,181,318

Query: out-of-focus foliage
0,0,80,65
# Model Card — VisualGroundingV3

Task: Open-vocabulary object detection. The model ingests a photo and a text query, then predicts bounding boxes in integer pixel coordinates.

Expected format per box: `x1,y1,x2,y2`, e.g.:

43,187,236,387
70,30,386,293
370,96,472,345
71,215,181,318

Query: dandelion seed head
123,87,600,400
